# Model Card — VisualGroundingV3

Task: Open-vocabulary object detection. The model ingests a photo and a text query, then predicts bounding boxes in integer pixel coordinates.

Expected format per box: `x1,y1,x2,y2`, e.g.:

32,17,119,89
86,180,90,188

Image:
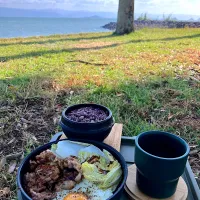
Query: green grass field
0,28,200,198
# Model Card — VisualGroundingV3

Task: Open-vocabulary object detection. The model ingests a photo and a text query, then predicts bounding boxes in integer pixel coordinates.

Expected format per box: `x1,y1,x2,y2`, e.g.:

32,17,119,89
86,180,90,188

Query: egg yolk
64,193,88,200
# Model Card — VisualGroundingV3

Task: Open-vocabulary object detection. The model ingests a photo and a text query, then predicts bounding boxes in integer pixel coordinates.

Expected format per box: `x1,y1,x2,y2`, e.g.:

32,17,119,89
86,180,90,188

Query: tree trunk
116,0,134,35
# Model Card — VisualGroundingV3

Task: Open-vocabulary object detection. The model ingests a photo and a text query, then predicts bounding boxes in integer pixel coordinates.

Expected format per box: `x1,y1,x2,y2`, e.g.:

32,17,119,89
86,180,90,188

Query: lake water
0,18,115,38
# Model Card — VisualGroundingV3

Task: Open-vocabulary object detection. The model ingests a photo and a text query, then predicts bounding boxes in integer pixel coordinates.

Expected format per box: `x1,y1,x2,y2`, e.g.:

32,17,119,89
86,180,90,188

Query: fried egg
54,179,113,200
63,193,88,200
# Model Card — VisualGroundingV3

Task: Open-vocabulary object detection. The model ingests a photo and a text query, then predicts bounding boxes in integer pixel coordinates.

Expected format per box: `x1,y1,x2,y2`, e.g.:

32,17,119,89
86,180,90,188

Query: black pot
60,104,114,141
17,139,128,200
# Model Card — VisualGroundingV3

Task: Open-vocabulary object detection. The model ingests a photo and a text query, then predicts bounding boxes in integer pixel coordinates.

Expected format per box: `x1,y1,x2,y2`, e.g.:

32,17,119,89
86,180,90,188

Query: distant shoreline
102,20,200,30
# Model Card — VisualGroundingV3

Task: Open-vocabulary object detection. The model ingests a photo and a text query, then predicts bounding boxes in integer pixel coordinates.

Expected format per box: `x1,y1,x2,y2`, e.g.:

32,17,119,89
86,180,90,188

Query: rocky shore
102,20,200,30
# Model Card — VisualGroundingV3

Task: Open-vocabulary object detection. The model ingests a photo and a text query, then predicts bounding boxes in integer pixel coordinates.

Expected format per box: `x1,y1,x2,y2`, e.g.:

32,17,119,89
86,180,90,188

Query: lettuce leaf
82,159,122,191
82,162,105,183
78,145,109,163
103,149,115,162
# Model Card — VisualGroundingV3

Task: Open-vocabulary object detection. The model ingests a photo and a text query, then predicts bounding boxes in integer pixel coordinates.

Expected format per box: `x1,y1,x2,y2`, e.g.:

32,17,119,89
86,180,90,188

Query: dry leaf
53,116,59,125
168,113,174,120
0,187,10,197
190,150,199,156
189,158,198,165
8,161,17,173
69,90,74,95
0,157,6,170
116,93,124,97
6,152,22,160
189,145,198,149
31,135,38,142
7,138,16,145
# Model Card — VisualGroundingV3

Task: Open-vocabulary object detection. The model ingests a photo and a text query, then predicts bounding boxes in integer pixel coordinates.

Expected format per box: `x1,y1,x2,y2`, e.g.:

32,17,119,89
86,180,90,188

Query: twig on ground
67,60,108,66
190,76,200,83
6,152,22,160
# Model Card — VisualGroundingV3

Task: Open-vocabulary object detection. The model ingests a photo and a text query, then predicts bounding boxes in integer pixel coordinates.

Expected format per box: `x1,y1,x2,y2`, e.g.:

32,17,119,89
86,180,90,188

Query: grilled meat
24,150,83,200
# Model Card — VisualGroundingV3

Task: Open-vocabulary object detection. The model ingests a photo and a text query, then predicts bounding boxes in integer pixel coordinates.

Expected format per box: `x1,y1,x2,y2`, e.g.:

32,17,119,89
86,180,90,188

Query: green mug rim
135,130,190,160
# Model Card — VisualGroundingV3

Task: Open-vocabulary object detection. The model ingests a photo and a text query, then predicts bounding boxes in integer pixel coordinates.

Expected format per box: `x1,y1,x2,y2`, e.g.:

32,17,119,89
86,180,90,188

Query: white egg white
51,141,90,158
53,179,113,200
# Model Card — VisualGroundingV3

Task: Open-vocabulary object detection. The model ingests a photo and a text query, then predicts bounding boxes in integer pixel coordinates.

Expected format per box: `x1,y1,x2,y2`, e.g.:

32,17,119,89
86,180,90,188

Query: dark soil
66,106,108,123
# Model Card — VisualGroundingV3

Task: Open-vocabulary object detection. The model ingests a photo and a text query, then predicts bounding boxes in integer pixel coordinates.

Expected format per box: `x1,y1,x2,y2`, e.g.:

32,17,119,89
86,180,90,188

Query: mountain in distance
0,7,200,21
0,7,117,18
85,15,102,19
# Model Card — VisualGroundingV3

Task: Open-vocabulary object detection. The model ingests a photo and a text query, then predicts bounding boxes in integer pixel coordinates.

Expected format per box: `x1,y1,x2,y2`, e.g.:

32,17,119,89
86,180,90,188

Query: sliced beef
35,164,60,184
30,189,56,200
35,150,56,164
24,150,83,200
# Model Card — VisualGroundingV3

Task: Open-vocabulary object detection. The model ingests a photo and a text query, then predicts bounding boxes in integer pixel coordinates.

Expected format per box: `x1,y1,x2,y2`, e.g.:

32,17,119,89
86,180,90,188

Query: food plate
17,138,128,200
18,133,200,200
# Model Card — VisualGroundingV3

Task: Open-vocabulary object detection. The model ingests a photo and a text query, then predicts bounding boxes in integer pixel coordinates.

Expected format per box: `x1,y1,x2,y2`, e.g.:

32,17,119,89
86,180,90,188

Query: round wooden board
125,164,188,200
125,185,140,200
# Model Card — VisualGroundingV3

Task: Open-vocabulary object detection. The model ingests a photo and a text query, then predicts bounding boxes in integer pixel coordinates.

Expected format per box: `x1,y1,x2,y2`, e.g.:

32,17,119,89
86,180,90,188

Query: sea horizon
0,17,115,38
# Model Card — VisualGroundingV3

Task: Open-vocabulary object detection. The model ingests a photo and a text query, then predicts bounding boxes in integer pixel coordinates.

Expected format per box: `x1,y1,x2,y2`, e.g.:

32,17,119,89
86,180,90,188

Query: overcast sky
0,0,200,15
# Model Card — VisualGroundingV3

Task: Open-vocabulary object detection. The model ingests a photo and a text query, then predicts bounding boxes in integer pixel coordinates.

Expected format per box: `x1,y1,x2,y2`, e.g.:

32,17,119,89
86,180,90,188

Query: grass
0,28,200,199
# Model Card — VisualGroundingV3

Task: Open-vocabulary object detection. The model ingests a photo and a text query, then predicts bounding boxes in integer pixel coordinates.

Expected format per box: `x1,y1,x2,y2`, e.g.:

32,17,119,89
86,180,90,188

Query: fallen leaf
8,161,17,173
0,187,10,197
31,135,38,142
0,157,6,170
7,138,16,145
6,152,22,160
69,90,74,95
190,150,199,156
168,113,174,120
189,145,198,149
20,152,24,160
189,158,198,165
149,71,155,75
53,116,60,125
8,85,17,91
116,93,124,97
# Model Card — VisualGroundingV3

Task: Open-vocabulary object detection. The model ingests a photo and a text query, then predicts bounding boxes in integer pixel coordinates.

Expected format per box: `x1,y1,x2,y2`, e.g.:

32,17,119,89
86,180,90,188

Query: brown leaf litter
0,95,65,199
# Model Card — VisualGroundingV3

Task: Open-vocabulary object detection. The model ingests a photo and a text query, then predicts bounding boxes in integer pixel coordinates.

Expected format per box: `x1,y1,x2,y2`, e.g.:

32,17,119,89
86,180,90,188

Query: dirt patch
153,88,183,103
172,115,200,131
0,97,63,199
0,98,58,155
168,99,200,113
189,146,200,188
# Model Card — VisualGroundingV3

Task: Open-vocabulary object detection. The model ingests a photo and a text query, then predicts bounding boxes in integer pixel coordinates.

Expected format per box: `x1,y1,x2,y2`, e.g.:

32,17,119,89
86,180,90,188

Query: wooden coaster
125,185,140,200
125,164,188,200
59,123,123,152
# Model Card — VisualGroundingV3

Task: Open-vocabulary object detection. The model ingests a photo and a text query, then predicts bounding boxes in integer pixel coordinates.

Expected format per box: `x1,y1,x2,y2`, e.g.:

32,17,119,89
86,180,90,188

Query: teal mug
135,131,190,198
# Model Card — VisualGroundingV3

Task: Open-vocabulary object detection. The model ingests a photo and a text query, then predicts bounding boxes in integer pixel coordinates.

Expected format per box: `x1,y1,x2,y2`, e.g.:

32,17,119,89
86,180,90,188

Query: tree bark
116,0,134,35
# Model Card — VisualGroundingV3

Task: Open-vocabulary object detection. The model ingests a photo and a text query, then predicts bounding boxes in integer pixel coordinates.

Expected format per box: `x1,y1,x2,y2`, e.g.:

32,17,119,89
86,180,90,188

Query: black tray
18,133,200,200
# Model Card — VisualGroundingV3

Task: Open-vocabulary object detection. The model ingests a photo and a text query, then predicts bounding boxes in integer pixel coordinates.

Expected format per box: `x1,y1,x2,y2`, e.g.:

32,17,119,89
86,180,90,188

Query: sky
0,0,200,16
